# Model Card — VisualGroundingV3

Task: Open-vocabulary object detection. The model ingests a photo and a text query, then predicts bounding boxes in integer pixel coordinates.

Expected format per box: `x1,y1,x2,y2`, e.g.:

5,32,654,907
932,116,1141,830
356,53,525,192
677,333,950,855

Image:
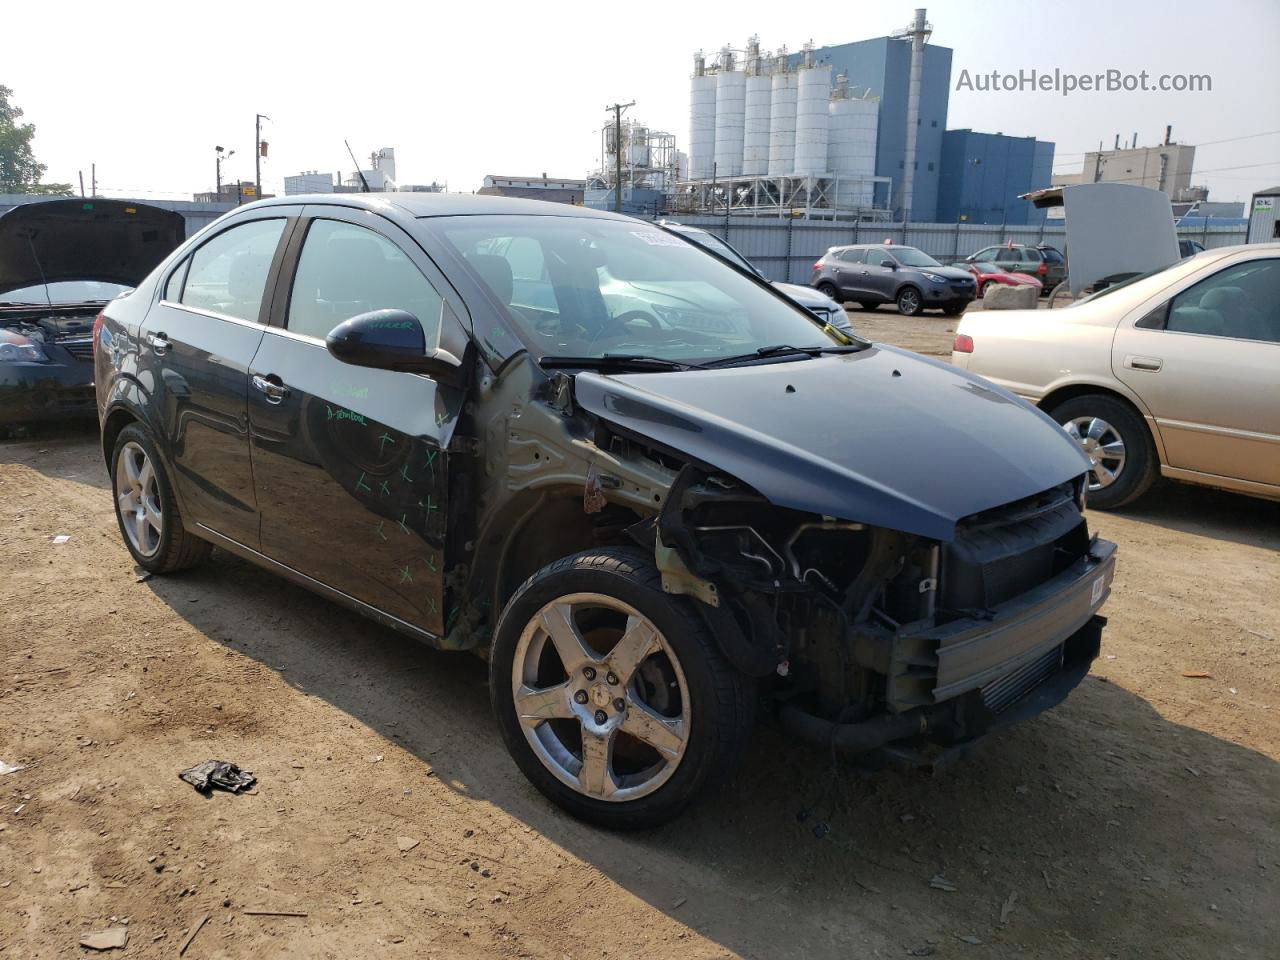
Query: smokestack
1132,132,1137,149
1114,134,1120,150
1165,124,1172,145
898,8,931,222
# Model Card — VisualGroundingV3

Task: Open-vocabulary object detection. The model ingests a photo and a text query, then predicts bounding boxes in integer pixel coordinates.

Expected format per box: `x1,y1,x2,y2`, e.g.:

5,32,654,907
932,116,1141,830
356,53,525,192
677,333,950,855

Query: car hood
573,345,1088,542
772,281,837,309
919,265,974,281
0,198,186,297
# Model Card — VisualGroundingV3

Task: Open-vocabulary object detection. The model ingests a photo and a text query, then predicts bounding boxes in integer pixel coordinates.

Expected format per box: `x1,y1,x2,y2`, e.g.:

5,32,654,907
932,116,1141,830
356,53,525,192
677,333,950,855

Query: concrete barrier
983,284,1039,310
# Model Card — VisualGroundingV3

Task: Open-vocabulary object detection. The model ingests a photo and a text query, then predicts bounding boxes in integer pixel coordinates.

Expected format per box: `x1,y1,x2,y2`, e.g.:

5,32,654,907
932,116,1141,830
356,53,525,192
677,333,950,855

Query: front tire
1049,395,1157,509
942,302,967,316
111,423,211,573
489,548,754,829
896,286,923,316
858,302,880,311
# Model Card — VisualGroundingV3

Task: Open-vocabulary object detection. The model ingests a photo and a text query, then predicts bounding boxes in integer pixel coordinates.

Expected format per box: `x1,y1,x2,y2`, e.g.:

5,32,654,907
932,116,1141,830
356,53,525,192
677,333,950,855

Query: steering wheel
592,309,661,342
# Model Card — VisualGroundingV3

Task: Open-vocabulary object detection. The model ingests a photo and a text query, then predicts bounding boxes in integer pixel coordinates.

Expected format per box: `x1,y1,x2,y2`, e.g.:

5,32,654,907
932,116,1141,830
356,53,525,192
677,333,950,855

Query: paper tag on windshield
632,231,686,247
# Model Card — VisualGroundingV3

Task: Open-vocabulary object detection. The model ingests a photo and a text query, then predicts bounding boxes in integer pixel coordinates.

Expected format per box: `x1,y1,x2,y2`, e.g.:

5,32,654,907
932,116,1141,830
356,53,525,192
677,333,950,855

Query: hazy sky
6,0,1278,206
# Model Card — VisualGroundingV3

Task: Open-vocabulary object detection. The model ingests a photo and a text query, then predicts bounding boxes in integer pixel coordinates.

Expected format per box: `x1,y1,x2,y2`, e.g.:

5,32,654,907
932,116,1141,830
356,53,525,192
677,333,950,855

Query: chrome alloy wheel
115,440,163,557
898,288,921,314
1065,416,1127,491
511,593,690,803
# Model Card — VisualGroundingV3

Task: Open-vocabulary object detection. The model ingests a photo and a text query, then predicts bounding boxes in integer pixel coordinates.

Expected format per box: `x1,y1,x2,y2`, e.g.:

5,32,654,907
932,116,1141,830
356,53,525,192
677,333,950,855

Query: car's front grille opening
981,643,1064,714
938,481,1089,619
58,337,94,360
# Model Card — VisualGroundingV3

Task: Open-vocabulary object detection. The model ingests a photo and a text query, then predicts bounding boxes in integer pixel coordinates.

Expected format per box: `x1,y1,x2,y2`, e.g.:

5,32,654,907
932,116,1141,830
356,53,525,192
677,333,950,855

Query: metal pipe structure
895,8,930,222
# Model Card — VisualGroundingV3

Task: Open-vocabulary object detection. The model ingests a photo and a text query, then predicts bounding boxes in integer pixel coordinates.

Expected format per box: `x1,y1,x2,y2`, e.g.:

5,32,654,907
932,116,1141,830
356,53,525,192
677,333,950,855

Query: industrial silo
828,75,879,208
768,51,798,176
627,124,650,168
742,37,771,176
794,53,831,176
689,52,717,180
713,48,746,178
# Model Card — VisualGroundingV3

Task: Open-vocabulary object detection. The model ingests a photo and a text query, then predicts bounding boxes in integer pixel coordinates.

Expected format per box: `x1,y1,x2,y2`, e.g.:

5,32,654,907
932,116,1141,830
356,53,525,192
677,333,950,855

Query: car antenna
344,140,371,193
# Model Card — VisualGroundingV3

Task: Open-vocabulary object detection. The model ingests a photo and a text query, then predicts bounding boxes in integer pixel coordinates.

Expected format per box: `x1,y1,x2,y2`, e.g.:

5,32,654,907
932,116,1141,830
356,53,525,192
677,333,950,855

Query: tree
1,85,72,195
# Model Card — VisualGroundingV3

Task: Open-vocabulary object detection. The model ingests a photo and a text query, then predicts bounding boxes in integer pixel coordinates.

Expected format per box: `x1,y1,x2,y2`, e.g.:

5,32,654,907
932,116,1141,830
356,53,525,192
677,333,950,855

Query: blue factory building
788,37,953,221
936,130,1055,225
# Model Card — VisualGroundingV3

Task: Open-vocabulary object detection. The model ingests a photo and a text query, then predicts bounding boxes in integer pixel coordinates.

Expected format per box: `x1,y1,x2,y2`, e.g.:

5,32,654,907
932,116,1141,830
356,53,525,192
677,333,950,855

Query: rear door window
839,248,866,264
180,218,287,323
1166,259,1280,342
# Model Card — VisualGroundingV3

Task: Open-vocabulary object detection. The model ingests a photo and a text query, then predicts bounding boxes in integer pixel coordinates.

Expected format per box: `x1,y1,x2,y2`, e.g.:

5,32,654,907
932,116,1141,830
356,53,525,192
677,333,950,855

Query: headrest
1170,305,1223,337
1200,286,1247,312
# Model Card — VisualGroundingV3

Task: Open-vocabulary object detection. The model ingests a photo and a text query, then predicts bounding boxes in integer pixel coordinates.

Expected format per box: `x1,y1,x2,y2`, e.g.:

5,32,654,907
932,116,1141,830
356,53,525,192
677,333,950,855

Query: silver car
952,243,1280,508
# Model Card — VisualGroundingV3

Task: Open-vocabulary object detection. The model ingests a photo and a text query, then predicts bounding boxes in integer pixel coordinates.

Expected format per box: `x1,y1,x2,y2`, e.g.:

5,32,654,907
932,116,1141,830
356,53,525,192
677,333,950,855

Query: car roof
248,191,635,221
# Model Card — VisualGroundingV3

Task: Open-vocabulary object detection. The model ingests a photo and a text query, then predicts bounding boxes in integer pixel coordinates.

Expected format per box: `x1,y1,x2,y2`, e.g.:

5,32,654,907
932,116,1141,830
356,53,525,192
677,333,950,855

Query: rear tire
942,303,967,316
489,547,754,829
981,281,995,299
111,423,211,573
1048,395,1157,510
896,286,923,316
815,282,841,303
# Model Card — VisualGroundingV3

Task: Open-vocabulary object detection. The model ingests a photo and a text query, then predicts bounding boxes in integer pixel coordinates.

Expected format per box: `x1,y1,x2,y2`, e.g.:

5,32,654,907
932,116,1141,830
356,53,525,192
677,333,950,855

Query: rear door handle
147,332,170,355
251,374,290,403
1125,355,1163,372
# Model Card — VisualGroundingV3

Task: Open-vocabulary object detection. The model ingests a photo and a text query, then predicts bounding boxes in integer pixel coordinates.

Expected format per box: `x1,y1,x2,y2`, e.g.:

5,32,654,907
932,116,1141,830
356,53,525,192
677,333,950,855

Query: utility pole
91,163,96,198
78,171,85,198
255,114,269,200
606,101,635,213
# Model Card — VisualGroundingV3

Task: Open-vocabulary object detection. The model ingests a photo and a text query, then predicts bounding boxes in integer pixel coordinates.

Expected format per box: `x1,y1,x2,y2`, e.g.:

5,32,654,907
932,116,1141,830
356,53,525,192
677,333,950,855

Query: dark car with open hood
95,194,1116,828
0,198,186,432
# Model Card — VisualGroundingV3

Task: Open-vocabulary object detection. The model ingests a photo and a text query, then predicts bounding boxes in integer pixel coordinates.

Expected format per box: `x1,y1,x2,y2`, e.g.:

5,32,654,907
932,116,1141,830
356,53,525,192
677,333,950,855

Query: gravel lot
2,314,1277,959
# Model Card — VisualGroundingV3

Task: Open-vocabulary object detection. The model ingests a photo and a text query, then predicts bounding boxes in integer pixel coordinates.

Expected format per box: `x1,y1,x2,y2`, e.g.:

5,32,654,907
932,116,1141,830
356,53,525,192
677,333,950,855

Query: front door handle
1125,355,1163,372
147,332,170,356
251,374,290,403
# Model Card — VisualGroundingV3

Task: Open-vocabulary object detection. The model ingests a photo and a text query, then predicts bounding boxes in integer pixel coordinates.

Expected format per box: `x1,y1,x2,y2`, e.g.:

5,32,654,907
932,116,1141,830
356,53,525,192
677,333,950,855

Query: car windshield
0,280,131,305
888,247,941,268
669,228,759,276
436,215,839,364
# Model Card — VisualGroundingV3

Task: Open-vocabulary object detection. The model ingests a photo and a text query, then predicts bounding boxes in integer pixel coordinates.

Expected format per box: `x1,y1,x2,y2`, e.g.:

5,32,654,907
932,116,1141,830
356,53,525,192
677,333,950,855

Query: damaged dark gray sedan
95,194,1115,828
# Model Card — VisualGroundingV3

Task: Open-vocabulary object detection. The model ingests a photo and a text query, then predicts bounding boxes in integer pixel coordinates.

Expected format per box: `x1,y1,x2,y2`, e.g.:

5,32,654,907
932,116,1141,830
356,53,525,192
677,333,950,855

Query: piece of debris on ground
177,760,257,795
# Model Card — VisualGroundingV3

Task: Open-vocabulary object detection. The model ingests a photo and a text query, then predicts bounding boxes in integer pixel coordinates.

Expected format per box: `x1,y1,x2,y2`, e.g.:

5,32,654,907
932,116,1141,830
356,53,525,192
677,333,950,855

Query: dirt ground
2,314,1278,959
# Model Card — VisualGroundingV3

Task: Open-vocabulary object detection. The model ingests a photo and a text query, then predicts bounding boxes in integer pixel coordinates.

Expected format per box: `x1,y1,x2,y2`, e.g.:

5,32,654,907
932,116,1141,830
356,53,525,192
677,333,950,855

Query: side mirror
326,309,467,388
879,258,896,269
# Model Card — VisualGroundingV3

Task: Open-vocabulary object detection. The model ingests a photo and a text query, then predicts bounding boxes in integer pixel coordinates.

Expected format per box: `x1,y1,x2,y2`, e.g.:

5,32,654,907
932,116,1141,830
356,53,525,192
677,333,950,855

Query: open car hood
0,198,186,297
574,345,1089,542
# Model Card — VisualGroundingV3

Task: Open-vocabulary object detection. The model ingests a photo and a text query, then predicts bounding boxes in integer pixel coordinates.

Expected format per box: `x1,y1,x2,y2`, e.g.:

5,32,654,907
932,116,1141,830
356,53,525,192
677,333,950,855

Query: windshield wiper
703,343,864,368
539,353,707,372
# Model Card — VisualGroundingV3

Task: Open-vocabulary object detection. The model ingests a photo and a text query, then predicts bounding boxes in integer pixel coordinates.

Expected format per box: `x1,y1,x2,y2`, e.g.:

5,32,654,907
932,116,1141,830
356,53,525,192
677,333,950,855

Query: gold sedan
952,244,1280,508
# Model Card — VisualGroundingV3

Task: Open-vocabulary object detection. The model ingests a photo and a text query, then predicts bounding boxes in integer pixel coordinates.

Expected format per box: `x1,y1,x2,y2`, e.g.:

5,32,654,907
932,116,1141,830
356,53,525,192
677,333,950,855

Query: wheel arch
476,487,649,629
1038,383,1167,466
101,404,140,466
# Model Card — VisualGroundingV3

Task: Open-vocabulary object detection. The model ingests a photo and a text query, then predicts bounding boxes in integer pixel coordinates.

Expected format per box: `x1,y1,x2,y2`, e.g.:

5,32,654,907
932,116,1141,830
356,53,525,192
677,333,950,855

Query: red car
961,261,1043,298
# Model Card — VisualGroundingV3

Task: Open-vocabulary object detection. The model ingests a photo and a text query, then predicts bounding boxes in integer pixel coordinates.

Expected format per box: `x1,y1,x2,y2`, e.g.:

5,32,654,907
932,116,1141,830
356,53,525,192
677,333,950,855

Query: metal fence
642,213,1249,284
